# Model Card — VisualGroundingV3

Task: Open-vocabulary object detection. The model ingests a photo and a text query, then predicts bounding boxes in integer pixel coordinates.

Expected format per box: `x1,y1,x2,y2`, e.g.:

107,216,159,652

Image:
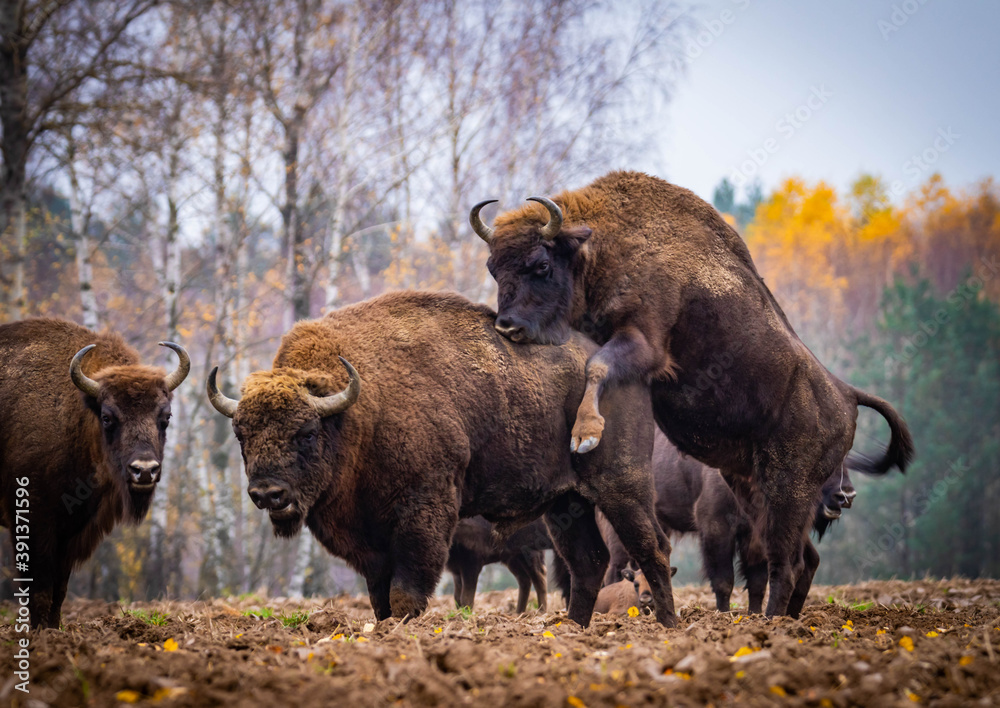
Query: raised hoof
572,436,601,454
570,413,605,454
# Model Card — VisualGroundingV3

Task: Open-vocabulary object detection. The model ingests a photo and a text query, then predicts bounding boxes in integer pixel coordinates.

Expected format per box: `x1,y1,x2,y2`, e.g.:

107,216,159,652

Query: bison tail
848,389,915,476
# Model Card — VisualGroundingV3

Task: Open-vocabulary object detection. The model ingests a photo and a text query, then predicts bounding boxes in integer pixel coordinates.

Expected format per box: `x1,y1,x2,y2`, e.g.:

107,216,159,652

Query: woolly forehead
92,365,170,405
233,370,337,432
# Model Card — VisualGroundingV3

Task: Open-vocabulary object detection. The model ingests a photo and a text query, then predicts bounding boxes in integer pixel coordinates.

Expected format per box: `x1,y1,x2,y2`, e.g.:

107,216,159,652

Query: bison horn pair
469,196,563,243
70,341,191,397
206,356,362,419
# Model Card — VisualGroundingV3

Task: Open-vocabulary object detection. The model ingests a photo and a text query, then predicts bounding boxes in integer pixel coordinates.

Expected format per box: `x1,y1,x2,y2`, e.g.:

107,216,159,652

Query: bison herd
1,170,912,631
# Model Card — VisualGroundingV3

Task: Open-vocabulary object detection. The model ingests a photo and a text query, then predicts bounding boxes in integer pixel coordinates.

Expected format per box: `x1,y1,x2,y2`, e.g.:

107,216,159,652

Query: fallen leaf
925,631,939,638
163,638,179,652
542,631,555,638
627,606,640,618
116,690,142,703
731,646,758,661
959,655,974,666
770,685,787,697
899,636,915,652
567,697,585,708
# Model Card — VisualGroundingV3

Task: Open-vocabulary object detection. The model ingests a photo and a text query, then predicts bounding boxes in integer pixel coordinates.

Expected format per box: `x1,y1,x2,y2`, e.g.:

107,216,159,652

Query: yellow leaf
733,615,742,624
899,636,915,652
906,689,920,702
542,631,555,638
959,655,974,666
356,636,369,643
731,646,758,660
925,631,939,637
434,627,443,634
116,690,142,703
876,629,886,635
567,697,585,708
627,606,640,617
554,653,562,658
735,670,746,679
331,633,344,640
675,672,691,680
770,685,787,697
163,638,179,652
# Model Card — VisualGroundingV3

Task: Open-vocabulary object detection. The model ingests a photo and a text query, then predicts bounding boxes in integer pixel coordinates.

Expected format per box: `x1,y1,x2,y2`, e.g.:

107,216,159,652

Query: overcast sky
644,0,1000,203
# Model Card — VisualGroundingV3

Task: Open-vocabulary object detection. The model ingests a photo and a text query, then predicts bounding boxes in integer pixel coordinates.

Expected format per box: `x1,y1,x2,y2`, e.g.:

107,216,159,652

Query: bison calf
0,318,189,628
447,516,550,613
208,291,676,627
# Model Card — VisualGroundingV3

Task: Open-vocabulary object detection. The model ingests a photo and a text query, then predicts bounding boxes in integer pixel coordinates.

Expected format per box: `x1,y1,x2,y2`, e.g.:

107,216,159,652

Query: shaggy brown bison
611,433,856,614
447,516,549,613
471,170,913,617
0,318,189,628
207,291,676,627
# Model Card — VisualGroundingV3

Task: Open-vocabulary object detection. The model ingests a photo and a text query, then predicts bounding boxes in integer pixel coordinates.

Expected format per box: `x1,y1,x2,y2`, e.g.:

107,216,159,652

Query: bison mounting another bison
207,290,677,628
472,169,913,617
0,318,189,628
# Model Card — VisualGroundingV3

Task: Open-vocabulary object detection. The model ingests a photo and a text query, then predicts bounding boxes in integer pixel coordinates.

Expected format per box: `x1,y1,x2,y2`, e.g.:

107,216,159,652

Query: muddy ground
2,579,998,707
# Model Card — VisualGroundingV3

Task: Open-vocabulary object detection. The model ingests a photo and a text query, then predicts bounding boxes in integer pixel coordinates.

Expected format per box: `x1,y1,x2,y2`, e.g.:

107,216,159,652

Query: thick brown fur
483,170,914,617
219,290,677,627
0,318,176,628
446,516,550,613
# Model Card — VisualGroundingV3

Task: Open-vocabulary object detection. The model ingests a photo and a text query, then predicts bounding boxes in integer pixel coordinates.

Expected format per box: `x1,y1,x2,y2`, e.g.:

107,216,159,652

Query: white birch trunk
67,159,99,330
287,533,312,598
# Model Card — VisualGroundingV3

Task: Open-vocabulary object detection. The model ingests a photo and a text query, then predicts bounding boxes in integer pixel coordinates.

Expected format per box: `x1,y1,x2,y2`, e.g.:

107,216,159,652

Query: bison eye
158,415,171,432
534,261,550,276
101,413,114,428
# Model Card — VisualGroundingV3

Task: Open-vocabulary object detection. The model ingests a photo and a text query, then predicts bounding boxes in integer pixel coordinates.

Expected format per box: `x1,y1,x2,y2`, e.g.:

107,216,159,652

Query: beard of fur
271,513,306,538
126,488,155,523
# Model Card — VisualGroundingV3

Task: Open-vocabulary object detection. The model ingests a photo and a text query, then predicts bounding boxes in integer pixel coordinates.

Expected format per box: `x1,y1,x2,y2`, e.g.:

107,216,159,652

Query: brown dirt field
2,579,999,707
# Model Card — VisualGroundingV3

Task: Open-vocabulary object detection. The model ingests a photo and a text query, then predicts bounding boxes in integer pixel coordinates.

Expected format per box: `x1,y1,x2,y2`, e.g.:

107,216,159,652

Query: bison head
472,197,591,345
207,358,361,538
814,463,856,540
70,342,190,521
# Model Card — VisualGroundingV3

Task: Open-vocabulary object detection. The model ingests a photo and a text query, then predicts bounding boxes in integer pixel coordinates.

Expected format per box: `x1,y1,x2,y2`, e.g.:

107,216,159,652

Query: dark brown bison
447,516,550,613
207,290,676,627
554,434,855,614
0,318,189,628
613,433,856,614
471,170,913,617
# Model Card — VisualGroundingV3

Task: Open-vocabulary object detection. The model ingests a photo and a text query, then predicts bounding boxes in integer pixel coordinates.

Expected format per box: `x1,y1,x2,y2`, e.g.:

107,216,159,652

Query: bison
207,290,676,627
447,516,550,613
0,318,189,628
611,433,856,613
471,170,913,617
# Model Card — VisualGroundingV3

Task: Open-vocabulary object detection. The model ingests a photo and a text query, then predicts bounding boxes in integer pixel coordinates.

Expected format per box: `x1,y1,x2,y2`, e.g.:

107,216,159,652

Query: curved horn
308,356,362,418
469,199,498,243
158,341,191,391
526,196,563,240
207,366,239,418
70,344,101,398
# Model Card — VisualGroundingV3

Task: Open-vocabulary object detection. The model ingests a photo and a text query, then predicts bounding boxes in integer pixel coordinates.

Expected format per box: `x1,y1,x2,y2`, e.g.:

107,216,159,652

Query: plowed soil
2,579,999,707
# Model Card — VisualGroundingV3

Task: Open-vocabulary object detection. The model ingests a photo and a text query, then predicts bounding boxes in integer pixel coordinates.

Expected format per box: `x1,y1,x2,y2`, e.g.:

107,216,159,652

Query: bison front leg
572,326,662,454
388,503,456,620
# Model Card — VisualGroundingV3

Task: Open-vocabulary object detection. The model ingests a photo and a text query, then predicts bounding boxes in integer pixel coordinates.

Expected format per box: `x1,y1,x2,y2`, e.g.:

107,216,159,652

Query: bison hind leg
545,493,607,628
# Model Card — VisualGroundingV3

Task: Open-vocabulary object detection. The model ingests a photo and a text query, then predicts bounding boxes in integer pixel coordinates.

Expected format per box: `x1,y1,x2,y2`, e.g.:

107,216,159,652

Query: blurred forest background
0,0,996,603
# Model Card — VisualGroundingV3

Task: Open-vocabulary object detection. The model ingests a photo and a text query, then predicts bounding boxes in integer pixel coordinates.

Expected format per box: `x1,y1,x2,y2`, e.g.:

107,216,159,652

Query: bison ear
554,225,592,255
620,568,635,582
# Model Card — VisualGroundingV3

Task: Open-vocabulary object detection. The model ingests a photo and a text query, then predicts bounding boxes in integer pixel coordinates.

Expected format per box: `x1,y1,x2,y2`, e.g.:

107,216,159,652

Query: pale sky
644,0,1000,203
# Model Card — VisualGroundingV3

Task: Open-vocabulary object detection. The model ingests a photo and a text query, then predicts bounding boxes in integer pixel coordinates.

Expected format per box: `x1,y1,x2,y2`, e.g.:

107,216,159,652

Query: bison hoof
572,436,601,454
